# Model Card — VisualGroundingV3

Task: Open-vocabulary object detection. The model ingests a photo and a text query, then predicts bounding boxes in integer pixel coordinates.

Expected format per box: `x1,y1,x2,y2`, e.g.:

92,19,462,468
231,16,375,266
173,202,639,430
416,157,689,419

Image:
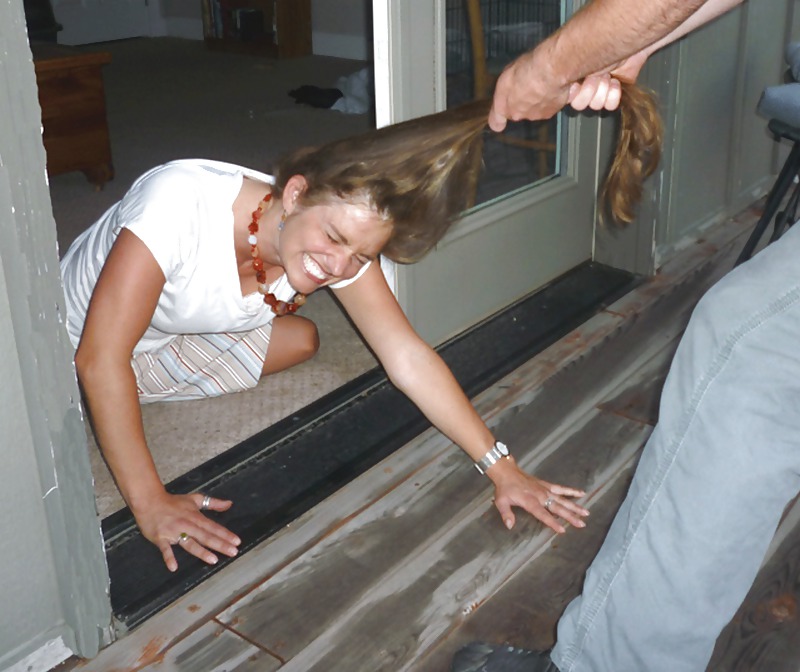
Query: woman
63,98,656,572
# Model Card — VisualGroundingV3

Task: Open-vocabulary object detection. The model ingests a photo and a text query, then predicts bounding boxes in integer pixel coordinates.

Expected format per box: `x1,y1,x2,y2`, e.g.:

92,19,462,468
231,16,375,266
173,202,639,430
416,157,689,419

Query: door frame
3,0,624,665
0,0,112,665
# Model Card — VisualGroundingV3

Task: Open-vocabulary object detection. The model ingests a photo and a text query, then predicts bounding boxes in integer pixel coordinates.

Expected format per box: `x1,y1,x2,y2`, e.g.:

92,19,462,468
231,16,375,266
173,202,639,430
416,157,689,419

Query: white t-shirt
60,159,368,354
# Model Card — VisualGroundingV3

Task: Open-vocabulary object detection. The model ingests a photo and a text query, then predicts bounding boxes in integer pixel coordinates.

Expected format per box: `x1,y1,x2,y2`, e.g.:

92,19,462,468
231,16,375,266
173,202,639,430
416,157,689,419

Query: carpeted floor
48,37,379,517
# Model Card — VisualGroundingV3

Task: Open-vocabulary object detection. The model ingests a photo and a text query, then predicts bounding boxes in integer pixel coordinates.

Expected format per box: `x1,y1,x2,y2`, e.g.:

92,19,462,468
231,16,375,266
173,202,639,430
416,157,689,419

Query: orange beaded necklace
248,192,306,316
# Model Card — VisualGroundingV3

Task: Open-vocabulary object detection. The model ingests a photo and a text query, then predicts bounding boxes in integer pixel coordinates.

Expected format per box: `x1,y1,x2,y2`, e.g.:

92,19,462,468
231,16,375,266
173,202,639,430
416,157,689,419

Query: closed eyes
327,230,370,266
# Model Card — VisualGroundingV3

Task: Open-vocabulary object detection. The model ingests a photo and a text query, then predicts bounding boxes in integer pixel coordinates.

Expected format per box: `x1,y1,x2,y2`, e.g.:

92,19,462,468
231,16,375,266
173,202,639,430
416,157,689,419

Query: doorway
48,36,378,519
52,0,608,634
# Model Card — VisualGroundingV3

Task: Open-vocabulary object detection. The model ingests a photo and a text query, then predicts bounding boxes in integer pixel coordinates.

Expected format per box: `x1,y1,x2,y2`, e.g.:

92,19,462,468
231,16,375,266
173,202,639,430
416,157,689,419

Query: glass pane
446,0,566,206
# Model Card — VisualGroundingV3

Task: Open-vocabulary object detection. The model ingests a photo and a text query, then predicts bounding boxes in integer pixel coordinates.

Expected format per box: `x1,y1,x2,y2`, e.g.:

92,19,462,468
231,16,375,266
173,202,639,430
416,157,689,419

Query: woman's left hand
489,458,589,534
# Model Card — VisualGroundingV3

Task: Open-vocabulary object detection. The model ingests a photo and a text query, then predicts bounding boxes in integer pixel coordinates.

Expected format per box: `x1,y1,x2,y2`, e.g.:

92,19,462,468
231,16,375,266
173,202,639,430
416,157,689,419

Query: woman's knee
295,316,320,362
262,315,319,376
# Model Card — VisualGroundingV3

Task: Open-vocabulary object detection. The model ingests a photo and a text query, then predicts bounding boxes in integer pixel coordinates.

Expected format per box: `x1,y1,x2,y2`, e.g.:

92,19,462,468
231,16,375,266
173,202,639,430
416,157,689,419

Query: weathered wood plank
596,336,677,425
418,461,637,671
71,306,655,670
82,295,680,671
219,409,649,671
136,622,280,672
218,323,682,670
73,213,752,671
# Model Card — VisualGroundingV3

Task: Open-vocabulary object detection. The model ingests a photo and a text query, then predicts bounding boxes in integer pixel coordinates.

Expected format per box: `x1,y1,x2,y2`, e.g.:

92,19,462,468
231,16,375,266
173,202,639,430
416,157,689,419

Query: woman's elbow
382,345,433,393
74,343,96,385
73,342,118,390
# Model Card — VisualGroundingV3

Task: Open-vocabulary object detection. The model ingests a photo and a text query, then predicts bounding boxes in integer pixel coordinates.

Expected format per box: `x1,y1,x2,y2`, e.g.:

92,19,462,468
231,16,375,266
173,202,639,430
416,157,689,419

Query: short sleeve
329,259,372,289
120,165,205,278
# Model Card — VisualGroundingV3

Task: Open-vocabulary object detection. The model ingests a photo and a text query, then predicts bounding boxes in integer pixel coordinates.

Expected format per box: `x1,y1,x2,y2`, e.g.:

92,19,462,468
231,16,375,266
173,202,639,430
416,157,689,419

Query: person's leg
454,224,800,672
551,224,800,671
261,314,319,376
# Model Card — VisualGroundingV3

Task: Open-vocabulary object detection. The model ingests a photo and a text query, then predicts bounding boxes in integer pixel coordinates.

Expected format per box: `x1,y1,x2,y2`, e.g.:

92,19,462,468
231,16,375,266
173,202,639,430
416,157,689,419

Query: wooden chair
464,0,557,180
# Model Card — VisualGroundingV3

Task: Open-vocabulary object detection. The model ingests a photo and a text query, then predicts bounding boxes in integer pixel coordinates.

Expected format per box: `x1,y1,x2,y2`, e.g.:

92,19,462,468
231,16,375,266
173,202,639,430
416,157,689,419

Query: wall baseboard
4,636,72,672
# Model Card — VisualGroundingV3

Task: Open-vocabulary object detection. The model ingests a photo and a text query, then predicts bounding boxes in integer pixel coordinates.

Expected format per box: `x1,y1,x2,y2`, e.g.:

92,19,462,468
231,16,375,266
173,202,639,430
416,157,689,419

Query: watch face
495,441,508,457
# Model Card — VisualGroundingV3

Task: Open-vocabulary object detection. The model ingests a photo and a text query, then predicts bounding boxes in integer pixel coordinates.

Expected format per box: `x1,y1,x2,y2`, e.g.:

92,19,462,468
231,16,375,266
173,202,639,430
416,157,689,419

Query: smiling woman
60,90,659,572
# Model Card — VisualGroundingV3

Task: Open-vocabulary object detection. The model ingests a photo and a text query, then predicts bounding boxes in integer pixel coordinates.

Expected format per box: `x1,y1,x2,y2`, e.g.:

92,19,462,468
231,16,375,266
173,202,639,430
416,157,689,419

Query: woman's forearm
386,343,497,464
77,354,166,511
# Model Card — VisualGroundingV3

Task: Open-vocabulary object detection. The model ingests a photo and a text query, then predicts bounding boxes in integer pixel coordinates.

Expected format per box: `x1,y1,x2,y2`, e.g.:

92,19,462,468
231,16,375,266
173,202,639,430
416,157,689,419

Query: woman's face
278,198,392,295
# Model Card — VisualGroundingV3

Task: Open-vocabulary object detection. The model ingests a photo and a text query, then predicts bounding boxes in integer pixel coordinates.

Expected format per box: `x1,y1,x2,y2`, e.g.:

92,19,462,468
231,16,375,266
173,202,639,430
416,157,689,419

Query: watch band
474,441,510,474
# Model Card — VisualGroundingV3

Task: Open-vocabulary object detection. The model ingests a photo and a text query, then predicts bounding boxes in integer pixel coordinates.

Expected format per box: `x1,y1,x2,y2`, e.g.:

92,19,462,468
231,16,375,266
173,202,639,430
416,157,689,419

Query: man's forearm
488,0,743,127
545,0,708,88
641,0,744,59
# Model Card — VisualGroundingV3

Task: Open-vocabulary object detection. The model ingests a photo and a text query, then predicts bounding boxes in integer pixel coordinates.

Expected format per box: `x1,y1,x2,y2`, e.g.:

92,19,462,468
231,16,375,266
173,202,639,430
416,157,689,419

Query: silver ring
201,494,212,510
178,532,189,544
544,497,554,512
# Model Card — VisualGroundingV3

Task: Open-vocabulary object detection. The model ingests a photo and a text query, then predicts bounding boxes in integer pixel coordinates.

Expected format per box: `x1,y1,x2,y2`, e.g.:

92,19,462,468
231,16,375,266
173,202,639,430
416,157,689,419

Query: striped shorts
132,324,272,403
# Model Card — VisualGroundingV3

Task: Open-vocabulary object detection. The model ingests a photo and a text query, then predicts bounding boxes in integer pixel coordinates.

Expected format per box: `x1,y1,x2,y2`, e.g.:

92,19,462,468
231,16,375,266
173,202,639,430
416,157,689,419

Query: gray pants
552,222,800,672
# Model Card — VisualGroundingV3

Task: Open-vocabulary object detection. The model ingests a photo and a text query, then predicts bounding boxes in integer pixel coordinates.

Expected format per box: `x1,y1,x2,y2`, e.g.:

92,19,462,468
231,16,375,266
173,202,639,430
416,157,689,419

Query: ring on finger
544,497,554,512
201,494,212,510
178,532,190,544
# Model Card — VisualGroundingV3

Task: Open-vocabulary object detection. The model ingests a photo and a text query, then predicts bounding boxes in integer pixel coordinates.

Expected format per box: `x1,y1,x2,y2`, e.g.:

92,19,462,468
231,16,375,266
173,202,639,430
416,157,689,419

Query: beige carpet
46,37,378,517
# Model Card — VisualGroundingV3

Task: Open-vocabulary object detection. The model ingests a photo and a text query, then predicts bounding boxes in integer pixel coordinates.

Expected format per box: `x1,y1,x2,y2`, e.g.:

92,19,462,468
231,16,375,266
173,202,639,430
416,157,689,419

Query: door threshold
102,261,639,630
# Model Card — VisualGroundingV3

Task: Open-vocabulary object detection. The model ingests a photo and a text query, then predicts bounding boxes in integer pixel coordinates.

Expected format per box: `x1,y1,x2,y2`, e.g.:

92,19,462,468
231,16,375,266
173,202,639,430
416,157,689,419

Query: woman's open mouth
303,253,328,285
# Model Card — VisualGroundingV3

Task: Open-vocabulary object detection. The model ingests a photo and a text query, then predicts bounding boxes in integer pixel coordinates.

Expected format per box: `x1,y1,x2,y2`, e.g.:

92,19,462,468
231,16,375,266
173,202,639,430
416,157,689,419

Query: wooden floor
65,205,800,671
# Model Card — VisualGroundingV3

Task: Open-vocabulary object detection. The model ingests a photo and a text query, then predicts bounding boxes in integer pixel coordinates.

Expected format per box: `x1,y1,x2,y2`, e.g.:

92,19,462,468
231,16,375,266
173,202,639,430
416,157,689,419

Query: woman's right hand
133,491,241,572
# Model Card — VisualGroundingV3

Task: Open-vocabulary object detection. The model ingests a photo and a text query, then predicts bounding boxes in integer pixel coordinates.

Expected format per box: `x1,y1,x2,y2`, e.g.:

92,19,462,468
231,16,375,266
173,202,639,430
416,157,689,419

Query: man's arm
489,0,743,130
640,0,743,60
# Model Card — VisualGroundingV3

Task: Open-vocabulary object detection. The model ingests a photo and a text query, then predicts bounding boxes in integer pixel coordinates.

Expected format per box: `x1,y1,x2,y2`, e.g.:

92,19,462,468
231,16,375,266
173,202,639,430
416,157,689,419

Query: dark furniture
202,0,311,58
32,44,114,189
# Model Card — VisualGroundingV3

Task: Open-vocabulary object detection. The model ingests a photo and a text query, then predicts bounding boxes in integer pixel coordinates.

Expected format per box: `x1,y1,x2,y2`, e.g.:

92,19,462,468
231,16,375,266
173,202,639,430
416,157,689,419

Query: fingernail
210,556,218,565
505,519,513,530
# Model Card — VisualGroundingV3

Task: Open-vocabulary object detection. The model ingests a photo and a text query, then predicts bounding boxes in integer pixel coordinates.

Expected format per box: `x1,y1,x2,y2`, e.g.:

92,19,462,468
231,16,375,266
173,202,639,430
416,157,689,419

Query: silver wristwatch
474,441,510,474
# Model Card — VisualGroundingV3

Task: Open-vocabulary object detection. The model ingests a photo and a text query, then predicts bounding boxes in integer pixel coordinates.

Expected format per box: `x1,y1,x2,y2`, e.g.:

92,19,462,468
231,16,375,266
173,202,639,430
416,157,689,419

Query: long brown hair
273,84,661,262
600,82,663,226
273,100,490,263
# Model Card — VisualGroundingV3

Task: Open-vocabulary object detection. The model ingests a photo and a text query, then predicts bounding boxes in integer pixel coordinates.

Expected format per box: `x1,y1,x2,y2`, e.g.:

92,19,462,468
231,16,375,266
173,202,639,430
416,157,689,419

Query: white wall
311,0,371,60
151,0,204,40
54,0,371,60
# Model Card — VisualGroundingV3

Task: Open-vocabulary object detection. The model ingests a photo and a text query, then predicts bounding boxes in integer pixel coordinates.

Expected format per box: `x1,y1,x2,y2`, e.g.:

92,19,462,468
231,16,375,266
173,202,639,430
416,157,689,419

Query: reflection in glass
446,0,565,206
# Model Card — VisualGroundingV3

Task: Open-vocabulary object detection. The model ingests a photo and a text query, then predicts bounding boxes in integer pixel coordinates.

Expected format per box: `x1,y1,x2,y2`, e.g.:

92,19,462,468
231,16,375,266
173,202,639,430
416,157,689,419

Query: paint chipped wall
0,1,111,668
